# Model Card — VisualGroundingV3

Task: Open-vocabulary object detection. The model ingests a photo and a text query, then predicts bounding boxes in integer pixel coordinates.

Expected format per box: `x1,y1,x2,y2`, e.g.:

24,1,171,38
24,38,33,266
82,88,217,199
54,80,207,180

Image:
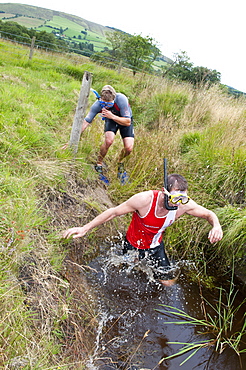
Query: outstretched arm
182,201,223,243
203,209,223,243
81,119,91,133
62,206,126,239
62,192,149,239
81,101,102,133
61,119,91,150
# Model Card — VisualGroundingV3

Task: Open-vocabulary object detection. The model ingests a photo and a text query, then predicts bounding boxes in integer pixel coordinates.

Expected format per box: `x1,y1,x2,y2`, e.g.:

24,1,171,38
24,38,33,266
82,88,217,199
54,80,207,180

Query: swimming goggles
163,189,190,204
99,100,114,109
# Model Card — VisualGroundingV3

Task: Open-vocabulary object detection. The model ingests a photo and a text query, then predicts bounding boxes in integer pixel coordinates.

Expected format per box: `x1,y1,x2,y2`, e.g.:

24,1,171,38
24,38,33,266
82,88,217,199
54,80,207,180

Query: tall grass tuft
156,271,246,368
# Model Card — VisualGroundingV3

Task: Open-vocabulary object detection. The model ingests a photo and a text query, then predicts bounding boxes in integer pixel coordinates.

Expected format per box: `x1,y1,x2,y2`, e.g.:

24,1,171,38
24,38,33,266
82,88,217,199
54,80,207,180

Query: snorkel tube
90,88,107,120
90,88,101,100
163,158,178,211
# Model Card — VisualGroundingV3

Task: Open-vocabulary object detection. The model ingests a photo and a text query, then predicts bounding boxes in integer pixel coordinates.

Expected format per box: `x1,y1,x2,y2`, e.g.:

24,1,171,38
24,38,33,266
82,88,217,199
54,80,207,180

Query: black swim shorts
104,118,134,138
123,238,173,280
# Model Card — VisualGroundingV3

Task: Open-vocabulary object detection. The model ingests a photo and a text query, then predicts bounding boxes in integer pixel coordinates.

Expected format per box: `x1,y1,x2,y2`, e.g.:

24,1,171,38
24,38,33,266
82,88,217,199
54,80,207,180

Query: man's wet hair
101,85,116,101
167,174,188,192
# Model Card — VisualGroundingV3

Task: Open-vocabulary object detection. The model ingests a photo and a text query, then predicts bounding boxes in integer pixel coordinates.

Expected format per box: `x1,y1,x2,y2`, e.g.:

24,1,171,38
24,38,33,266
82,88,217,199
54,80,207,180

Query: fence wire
0,30,165,76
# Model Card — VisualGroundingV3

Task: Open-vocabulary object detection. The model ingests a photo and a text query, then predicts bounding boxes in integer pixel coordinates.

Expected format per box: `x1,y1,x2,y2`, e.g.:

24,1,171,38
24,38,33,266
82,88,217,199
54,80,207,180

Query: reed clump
156,269,246,368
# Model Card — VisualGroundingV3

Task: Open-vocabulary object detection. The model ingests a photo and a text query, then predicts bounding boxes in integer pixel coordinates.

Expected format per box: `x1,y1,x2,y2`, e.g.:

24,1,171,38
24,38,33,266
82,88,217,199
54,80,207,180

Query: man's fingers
72,233,81,239
61,142,69,150
62,230,71,239
208,230,223,243
62,228,76,239
62,227,84,239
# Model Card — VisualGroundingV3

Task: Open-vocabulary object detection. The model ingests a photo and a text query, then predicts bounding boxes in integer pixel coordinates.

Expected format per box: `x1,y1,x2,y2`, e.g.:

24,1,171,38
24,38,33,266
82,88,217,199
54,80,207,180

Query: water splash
86,309,109,369
83,241,244,369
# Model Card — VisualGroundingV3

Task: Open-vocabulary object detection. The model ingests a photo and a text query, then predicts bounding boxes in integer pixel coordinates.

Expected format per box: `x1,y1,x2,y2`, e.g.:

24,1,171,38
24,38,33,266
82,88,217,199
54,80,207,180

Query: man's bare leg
96,131,115,165
118,137,134,163
159,276,179,286
159,270,181,287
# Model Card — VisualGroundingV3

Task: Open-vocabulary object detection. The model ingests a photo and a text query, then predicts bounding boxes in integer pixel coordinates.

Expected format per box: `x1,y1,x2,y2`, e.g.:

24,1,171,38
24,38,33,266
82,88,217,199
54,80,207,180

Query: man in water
82,85,134,179
62,174,223,286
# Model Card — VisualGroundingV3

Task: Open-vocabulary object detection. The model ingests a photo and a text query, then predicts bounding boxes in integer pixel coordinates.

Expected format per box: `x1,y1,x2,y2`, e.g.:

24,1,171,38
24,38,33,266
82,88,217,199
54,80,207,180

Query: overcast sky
1,0,245,92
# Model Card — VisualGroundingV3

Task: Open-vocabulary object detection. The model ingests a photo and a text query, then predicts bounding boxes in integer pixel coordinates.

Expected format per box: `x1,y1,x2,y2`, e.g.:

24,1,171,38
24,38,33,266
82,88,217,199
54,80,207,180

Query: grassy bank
0,39,245,368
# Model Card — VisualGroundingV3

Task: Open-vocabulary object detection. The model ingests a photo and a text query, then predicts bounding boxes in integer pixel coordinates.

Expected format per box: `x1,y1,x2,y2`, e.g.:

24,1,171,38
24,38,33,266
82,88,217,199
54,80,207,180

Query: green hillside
0,2,173,62
0,2,113,52
0,3,110,35
1,2,246,95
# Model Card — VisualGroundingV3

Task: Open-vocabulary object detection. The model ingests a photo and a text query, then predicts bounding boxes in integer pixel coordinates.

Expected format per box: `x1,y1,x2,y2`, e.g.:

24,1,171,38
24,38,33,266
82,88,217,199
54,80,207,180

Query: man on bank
62,174,223,286
82,85,134,178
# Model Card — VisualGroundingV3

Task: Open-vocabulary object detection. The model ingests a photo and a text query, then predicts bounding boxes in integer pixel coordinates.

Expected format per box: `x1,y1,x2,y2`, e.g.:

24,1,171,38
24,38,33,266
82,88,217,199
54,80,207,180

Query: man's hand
101,108,114,119
101,108,131,126
62,227,86,239
208,226,223,243
61,142,69,150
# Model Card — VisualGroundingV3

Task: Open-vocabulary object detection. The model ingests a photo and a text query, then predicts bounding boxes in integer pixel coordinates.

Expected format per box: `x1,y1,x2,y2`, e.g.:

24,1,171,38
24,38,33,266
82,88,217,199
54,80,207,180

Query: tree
162,51,221,87
106,31,161,75
106,30,126,59
35,31,59,49
192,66,221,87
162,51,193,81
0,20,67,51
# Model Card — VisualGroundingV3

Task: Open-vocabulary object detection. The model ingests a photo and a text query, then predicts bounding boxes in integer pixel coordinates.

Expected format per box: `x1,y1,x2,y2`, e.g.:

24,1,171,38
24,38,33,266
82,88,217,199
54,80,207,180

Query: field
0,3,171,64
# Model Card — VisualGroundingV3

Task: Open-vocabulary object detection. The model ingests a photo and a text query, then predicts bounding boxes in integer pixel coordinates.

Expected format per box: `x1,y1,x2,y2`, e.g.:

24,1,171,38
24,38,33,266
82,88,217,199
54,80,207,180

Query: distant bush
0,19,67,50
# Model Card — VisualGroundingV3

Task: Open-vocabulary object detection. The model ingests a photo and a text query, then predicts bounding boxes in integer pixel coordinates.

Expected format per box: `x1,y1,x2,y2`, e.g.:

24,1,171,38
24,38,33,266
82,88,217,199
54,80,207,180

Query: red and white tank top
126,190,177,249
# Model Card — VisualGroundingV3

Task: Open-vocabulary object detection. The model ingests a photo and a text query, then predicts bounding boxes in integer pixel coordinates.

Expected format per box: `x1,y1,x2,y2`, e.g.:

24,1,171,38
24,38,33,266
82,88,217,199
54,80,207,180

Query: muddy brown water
82,241,246,370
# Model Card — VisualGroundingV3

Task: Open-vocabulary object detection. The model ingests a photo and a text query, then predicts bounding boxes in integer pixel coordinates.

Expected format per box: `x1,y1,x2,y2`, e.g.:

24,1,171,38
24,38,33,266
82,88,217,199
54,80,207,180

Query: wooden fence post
29,36,36,60
69,71,92,155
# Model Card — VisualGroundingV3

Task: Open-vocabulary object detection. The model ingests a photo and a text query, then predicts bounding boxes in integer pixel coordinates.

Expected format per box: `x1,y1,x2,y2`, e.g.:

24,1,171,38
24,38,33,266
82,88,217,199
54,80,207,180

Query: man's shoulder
116,92,126,97
132,190,154,202
128,191,154,214
115,93,128,102
138,189,154,196
90,100,101,112
175,199,200,217
91,100,101,108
